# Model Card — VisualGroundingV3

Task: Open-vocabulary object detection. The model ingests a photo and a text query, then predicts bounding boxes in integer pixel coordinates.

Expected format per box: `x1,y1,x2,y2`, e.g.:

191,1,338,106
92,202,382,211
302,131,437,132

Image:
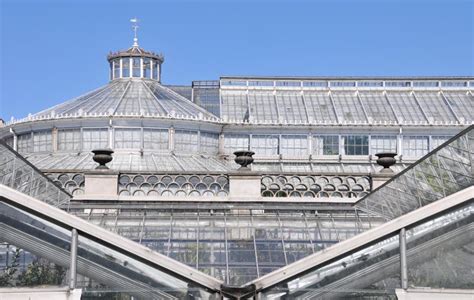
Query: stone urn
375,152,397,173
234,150,255,171
92,149,114,170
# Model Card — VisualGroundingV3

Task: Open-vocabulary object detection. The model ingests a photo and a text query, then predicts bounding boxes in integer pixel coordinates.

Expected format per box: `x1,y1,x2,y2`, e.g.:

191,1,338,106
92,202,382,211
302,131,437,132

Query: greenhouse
0,36,473,299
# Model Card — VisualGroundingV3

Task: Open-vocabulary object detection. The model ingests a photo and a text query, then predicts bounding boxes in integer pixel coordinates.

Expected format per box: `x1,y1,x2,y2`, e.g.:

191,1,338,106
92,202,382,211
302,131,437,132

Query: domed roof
32,79,218,120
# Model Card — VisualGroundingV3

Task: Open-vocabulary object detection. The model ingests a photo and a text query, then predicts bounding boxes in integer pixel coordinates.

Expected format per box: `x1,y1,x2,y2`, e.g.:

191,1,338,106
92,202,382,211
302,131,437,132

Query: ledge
72,195,360,203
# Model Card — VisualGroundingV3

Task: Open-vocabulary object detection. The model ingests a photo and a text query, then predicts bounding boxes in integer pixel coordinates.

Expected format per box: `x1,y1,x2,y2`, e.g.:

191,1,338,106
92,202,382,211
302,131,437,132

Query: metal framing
247,186,473,292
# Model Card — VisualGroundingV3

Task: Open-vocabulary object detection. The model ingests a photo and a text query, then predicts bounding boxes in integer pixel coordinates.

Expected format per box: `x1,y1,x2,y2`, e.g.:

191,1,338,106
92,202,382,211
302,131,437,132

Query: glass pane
403,136,429,158
200,132,219,155
371,135,397,154
175,130,198,152
251,135,279,156
113,58,120,79
152,60,159,80
114,128,141,149
343,135,369,155
82,128,108,150
132,57,141,77
143,58,151,78
313,135,339,155
32,130,52,153
407,202,473,289
143,128,168,150
17,133,32,153
122,58,130,77
224,134,249,154
58,129,81,151
280,135,308,157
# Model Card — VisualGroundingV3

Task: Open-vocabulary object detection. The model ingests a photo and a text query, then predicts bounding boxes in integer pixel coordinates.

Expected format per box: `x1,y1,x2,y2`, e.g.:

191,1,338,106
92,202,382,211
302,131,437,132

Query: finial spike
130,18,139,47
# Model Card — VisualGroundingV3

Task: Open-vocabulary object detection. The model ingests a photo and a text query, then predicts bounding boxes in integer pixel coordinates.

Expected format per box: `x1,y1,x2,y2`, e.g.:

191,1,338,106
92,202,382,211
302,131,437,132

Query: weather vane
130,18,139,47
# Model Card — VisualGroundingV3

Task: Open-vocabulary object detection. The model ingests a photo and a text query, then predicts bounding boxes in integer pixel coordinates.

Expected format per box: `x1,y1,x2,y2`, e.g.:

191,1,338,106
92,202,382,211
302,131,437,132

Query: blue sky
1,0,473,119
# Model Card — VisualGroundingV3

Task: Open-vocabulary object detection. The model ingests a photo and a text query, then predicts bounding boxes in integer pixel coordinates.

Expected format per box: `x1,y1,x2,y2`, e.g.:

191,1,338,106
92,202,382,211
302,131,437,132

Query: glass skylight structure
0,36,473,299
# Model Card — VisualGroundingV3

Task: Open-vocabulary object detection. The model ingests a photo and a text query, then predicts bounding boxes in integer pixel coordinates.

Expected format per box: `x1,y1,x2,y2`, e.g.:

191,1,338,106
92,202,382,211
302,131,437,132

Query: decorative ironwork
118,173,229,197
261,174,371,198
46,173,85,196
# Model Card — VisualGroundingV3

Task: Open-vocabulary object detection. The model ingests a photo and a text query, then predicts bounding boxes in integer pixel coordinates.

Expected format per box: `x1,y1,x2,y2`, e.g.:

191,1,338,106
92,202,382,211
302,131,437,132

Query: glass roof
24,152,230,172
0,141,71,206
32,79,218,120
260,201,473,299
220,89,473,125
0,194,221,298
69,203,385,285
356,125,474,219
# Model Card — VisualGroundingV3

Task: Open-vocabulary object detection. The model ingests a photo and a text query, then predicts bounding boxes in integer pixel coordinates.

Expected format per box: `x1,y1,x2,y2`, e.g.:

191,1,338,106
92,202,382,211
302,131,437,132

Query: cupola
107,19,164,82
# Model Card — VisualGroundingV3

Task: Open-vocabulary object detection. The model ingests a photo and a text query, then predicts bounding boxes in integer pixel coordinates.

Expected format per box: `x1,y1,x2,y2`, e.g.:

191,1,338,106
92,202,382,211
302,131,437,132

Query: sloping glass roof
356,125,474,219
23,152,230,172
0,141,71,206
259,200,473,299
220,89,474,125
0,195,222,298
32,79,218,120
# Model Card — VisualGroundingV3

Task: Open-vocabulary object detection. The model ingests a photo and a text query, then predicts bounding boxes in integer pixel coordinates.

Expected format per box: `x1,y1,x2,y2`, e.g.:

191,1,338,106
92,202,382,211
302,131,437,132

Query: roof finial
130,18,139,47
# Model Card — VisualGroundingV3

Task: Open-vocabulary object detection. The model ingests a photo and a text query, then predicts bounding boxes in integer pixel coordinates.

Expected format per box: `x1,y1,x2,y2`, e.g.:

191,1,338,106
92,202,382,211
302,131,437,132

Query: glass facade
132,57,141,77
113,58,120,78
431,135,452,149
114,128,142,149
280,135,308,157
122,57,130,77
143,128,168,150
251,135,279,156
175,130,199,152
403,135,429,157
110,57,162,81
200,132,219,154
5,127,462,161
82,128,108,150
371,135,397,154
17,133,32,153
58,129,81,151
69,204,383,285
224,134,249,154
